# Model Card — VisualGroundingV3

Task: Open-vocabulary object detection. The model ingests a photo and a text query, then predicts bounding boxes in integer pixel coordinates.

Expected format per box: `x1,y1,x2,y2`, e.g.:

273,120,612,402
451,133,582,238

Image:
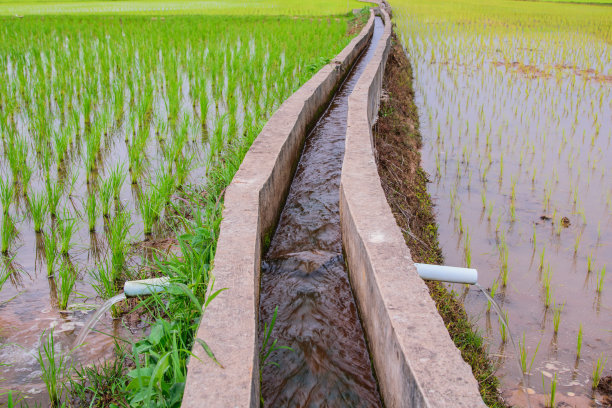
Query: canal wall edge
339,6,488,408
181,12,376,408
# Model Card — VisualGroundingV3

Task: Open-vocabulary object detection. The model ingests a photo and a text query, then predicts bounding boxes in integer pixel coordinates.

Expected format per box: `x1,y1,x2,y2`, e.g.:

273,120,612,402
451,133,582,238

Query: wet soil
258,18,384,408
597,376,612,406
372,37,507,407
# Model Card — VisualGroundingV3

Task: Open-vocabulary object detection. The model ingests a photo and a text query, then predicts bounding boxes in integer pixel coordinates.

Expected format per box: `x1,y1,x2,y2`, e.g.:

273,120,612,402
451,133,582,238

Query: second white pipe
124,277,170,297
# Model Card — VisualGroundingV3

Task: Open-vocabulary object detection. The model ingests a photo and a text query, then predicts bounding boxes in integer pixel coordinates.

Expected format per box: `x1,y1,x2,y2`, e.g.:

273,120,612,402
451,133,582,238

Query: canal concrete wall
339,6,487,408
182,12,376,408
183,4,487,407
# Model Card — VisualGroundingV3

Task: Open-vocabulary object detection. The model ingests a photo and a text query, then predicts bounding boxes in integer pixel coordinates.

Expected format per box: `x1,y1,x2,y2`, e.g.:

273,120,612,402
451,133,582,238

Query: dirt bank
372,34,507,408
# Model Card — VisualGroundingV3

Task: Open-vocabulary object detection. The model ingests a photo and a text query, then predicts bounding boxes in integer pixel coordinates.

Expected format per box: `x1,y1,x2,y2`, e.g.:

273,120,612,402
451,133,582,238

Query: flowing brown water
258,17,384,408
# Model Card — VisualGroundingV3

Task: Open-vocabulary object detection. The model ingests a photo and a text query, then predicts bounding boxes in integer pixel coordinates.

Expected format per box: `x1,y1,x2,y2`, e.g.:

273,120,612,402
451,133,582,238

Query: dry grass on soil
372,35,507,408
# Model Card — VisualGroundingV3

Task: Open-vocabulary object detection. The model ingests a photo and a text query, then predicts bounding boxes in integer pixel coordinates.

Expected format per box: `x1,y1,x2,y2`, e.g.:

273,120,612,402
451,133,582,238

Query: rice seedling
500,245,509,286
597,222,601,241
499,310,508,343
89,259,117,301
99,178,114,218
542,372,558,408
176,153,195,187
486,279,498,312
574,232,582,254
107,210,132,275
542,265,554,308
591,354,607,389
486,202,494,220
596,266,606,293
464,228,472,268
28,191,48,233
43,229,58,277
552,303,564,334
518,332,540,375
85,192,97,232
577,324,583,359
36,329,73,407
539,247,546,271
56,260,77,309
108,164,127,200
1,215,16,254
0,261,13,292
57,213,77,255
153,167,176,205
46,179,62,217
0,178,14,215
138,187,161,236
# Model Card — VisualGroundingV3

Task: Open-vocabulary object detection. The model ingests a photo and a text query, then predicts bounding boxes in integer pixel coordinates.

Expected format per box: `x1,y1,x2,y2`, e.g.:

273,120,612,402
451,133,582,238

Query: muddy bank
258,17,385,408
372,36,506,407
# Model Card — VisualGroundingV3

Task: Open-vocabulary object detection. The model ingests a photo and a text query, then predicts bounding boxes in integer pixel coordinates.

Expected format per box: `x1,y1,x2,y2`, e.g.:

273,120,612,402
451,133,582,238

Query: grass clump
68,342,132,407
56,260,77,309
36,329,73,407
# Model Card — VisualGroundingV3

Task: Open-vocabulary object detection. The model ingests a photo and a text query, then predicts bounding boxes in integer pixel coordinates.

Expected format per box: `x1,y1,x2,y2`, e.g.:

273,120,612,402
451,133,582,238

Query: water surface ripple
258,17,385,408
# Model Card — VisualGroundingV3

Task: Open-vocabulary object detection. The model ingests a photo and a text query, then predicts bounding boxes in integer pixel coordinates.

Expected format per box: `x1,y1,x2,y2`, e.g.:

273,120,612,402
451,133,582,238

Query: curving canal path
258,17,384,408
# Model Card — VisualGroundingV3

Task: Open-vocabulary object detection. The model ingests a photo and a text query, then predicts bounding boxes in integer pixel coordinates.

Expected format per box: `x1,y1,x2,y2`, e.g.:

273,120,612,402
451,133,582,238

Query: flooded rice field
393,0,611,405
0,14,354,405
258,17,384,408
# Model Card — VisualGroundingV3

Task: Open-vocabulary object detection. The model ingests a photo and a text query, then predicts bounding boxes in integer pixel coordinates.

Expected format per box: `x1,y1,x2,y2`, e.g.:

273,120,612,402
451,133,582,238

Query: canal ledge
183,5,486,408
182,10,376,407
340,6,486,408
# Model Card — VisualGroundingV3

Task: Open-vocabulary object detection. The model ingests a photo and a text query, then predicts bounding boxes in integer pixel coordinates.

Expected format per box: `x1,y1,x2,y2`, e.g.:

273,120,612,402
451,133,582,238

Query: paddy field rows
0,9,365,406
391,0,612,405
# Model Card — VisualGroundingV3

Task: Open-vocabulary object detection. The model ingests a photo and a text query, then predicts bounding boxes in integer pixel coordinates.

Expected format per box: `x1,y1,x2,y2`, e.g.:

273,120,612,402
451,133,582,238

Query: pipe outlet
124,277,171,297
414,263,478,285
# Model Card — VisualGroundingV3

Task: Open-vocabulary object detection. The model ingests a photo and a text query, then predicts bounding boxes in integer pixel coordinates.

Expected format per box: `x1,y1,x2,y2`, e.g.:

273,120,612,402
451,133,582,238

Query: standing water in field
0,14,356,405
475,283,533,408
258,18,384,407
393,1,611,404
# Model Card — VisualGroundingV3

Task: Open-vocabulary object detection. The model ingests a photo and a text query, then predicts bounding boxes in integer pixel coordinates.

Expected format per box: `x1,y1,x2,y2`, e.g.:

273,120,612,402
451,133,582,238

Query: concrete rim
182,12,377,407
340,6,487,408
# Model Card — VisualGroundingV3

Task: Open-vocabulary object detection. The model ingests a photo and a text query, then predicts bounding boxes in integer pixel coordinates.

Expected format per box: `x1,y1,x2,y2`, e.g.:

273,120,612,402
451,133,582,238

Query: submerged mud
258,18,384,408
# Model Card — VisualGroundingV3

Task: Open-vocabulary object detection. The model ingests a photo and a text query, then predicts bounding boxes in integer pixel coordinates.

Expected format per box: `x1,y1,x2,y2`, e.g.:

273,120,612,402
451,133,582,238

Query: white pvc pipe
414,263,478,285
124,277,170,297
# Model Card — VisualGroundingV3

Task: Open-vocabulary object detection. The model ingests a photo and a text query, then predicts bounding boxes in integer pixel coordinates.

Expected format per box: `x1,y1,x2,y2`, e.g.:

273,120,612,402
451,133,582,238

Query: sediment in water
258,17,385,408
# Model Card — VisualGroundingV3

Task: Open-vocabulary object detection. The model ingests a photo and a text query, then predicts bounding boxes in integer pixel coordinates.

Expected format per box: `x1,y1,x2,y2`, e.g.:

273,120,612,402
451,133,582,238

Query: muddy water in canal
258,18,384,408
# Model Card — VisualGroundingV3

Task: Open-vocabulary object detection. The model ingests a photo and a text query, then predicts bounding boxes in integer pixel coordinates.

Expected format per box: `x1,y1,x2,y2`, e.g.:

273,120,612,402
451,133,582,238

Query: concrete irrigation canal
258,16,384,407
183,5,486,408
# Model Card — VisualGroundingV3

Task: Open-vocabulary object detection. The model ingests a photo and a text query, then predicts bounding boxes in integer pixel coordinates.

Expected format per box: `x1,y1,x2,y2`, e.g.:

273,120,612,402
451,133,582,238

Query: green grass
36,330,73,407
0,0,372,16
519,0,612,4
0,1,368,402
28,10,366,407
391,0,612,48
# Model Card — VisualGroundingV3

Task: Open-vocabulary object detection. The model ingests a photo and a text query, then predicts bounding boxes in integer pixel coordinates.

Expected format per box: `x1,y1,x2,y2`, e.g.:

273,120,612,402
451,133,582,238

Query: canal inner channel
258,16,385,408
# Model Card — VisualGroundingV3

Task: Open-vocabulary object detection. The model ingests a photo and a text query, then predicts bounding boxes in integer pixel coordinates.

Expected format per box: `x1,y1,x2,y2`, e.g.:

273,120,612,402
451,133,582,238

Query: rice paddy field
0,0,368,16
392,0,612,405
0,6,364,406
